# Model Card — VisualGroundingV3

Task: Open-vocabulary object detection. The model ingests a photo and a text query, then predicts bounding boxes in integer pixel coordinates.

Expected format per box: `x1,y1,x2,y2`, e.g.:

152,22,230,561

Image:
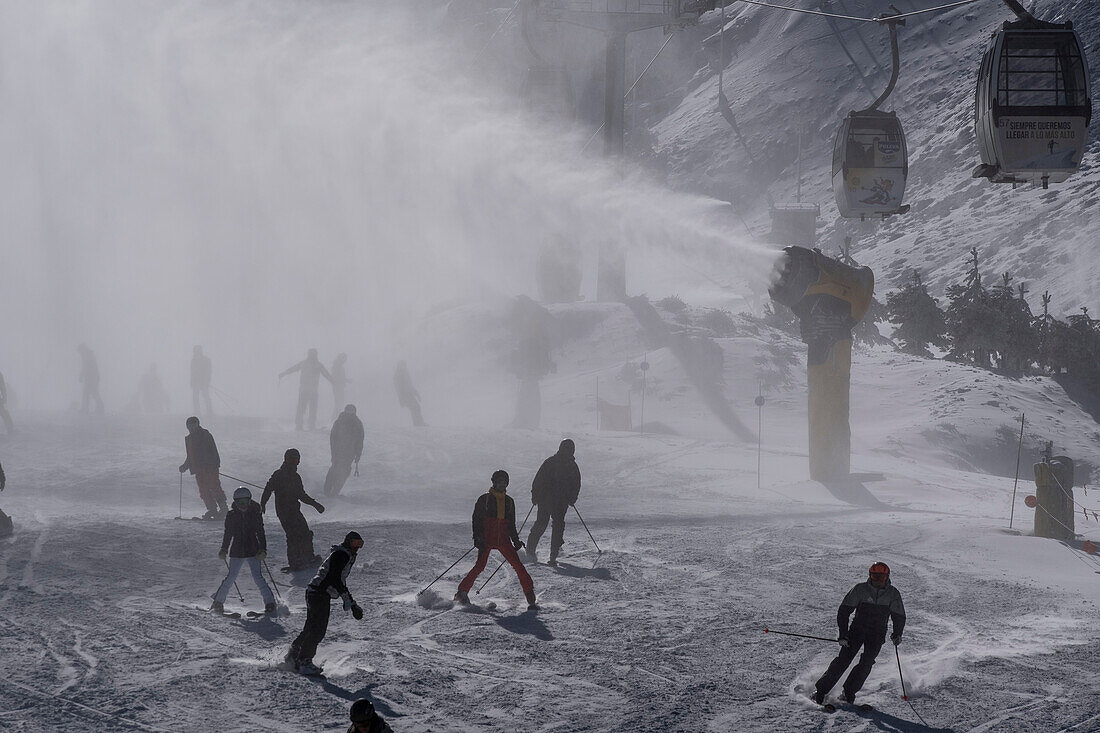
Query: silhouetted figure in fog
0,370,13,434
526,438,581,566
78,343,104,415
393,361,425,427
324,405,364,497
0,460,10,537
279,349,332,431
178,416,229,519
261,448,325,571
139,364,169,414
191,346,213,417
330,353,350,420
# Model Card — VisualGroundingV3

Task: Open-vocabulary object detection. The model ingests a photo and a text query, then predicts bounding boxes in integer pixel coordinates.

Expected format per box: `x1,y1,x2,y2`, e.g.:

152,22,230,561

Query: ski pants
458,544,534,601
279,509,316,569
289,590,331,663
214,556,275,605
194,468,227,513
192,386,212,417
815,630,884,698
295,389,318,432
527,502,568,560
323,458,354,496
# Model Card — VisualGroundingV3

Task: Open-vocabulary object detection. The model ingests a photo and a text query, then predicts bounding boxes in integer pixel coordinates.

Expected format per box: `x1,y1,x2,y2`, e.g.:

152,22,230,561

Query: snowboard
175,516,219,522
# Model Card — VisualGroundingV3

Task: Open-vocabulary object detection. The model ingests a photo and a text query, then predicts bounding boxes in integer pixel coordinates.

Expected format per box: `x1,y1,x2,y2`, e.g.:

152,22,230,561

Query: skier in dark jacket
286,531,364,676
455,470,537,610
393,360,425,427
0,369,13,434
526,439,581,566
261,448,325,570
279,348,332,432
812,562,906,706
0,460,10,538
211,487,276,614
347,698,393,733
324,405,364,497
178,416,228,519
77,343,104,415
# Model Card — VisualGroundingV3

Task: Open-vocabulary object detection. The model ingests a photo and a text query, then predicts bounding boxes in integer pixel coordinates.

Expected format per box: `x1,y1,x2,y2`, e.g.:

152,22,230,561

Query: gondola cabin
973,22,1092,187
832,110,908,219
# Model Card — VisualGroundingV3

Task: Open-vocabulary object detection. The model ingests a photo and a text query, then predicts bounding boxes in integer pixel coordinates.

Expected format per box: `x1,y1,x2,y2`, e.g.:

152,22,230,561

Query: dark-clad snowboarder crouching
261,448,325,570
211,487,276,615
812,562,905,707
526,438,581,566
455,470,538,610
285,531,365,676
348,698,393,733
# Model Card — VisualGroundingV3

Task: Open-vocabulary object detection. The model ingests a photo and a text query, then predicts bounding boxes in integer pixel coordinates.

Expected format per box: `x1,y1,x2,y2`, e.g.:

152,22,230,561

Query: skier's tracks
0,676,176,732
965,694,1060,733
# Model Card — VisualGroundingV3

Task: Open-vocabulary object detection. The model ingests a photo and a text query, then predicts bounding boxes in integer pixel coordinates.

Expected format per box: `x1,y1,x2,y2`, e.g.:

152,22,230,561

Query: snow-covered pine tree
885,270,948,357
989,274,1036,374
945,248,999,367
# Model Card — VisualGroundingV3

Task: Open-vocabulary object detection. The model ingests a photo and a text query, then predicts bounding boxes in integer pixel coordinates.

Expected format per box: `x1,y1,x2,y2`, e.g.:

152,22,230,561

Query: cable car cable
732,0,983,25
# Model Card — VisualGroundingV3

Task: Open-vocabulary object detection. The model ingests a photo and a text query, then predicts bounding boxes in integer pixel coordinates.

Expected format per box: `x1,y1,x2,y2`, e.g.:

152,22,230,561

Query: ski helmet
344,531,364,550
233,487,251,502
349,698,375,722
284,448,300,463
491,469,509,488
868,562,890,580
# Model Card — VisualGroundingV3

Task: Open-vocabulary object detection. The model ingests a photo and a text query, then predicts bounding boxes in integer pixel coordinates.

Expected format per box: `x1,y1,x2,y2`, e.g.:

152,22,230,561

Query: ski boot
525,591,539,611
453,590,470,605
201,508,218,520
264,602,277,615
811,690,825,705
524,547,538,563
210,600,224,614
841,691,855,705
297,659,323,676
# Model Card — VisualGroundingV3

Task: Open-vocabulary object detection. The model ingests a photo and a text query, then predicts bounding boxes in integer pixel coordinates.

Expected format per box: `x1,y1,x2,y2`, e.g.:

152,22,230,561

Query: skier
261,448,325,570
324,405,364,497
393,361,425,427
77,343,104,415
0,369,13,434
526,438,581,566
811,562,905,707
285,531,364,675
191,346,213,417
279,348,332,432
0,460,10,538
330,353,350,419
178,416,229,519
138,364,169,414
454,470,538,610
211,487,276,615
347,698,393,733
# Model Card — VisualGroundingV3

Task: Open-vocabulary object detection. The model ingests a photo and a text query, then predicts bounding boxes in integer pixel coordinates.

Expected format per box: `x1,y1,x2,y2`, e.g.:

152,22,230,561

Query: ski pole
262,557,283,601
223,557,245,602
418,547,475,597
763,628,838,643
178,472,183,520
895,645,931,726
573,505,601,554
219,472,265,491
478,504,535,594
1009,413,1025,528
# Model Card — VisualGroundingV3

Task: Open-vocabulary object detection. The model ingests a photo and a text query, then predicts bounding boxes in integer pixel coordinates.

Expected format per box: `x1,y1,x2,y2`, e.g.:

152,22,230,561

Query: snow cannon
769,246,875,481
1032,442,1075,542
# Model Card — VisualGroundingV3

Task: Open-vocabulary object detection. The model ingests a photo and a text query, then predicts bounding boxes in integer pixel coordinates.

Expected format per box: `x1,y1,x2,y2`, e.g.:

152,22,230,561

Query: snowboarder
261,448,325,570
393,360,425,427
526,438,581,566
285,531,364,675
191,346,213,417
0,460,10,538
454,470,537,610
77,343,104,415
279,348,332,432
211,487,276,615
330,353,350,419
347,698,393,733
324,405,364,497
0,369,13,434
178,416,229,519
811,562,906,707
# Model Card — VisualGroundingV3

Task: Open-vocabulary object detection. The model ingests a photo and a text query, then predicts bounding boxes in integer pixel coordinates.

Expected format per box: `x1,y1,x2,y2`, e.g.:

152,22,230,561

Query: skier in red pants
455,470,538,610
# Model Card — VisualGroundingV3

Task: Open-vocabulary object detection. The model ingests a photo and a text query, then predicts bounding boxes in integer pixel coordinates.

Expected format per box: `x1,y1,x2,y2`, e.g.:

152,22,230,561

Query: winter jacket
0,461,5,491
330,412,365,463
347,715,394,733
280,357,332,395
472,488,520,549
182,428,221,474
261,463,320,518
838,581,905,641
220,500,266,558
531,441,581,507
308,544,357,600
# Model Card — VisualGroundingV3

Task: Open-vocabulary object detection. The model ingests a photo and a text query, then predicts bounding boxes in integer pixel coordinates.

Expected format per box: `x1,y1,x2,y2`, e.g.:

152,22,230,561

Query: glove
178,463,187,473
218,550,227,560
256,551,266,562
342,593,354,611
891,634,902,646
351,604,363,620
838,636,849,649
314,503,325,514
513,540,525,551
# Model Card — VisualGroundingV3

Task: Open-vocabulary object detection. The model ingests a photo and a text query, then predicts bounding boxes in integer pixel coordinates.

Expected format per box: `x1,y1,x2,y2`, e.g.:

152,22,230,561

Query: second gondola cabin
973,20,1092,188
832,110,908,219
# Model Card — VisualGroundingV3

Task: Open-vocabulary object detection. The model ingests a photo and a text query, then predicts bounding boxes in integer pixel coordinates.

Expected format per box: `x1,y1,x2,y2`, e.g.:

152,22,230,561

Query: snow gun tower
1032,442,1075,542
769,247,874,482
